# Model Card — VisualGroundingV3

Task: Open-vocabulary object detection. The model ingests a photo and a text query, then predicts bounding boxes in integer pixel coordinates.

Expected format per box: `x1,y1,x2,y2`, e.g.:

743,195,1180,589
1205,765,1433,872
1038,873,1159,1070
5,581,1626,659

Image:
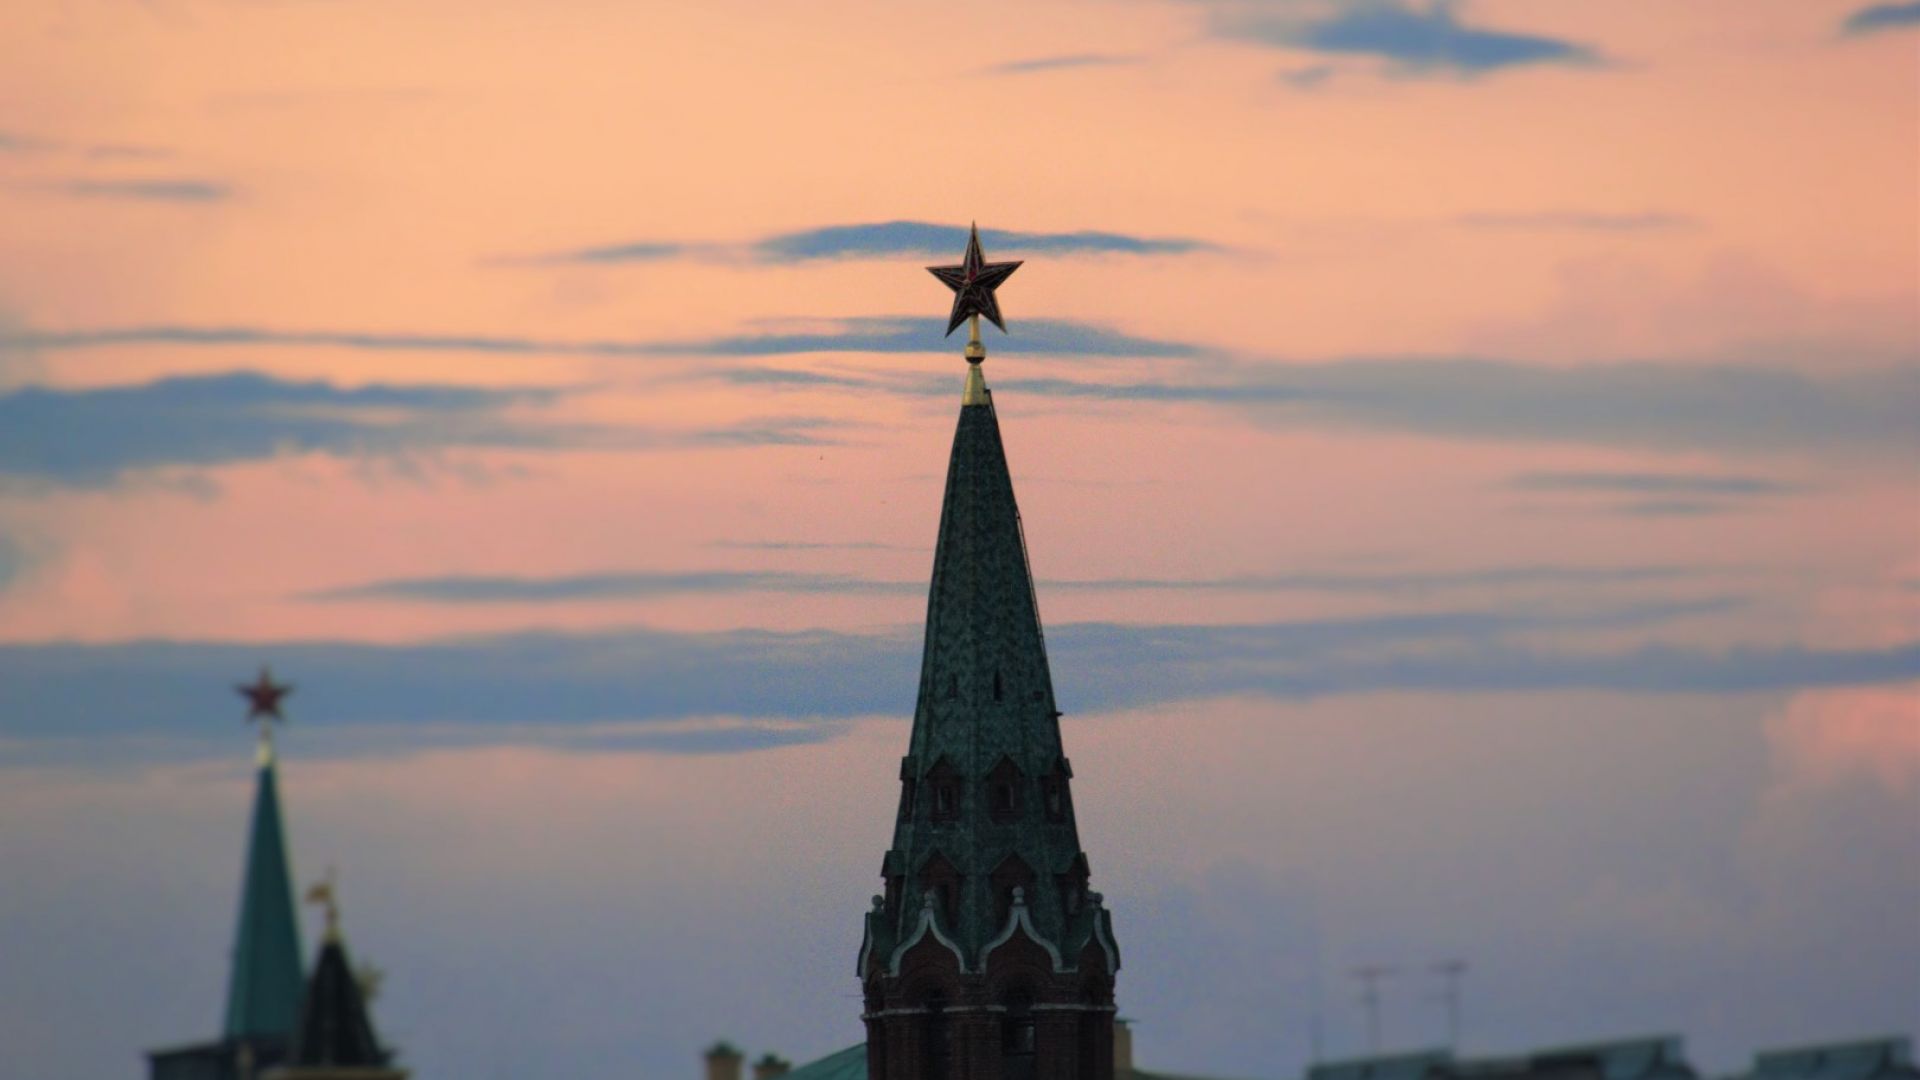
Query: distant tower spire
224,668,306,1043
268,875,409,1080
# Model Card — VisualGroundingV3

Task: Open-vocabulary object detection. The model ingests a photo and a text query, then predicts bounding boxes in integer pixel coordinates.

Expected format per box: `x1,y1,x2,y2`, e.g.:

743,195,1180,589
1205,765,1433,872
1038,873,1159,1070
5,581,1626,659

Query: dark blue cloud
1245,359,1920,458
691,352,1920,461
314,562,1699,604
57,179,232,202
3,608,1916,756
1842,2,1920,34
1051,610,1920,709
981,53,1144,76
5,316,1196,360
686,316,1198,358
978,361,1919,458
312,570,922,602
16,325,1916,459
4,325,665,356
754,221,1216,260
1048,565,1702,594
0,372,554,487
1217,1,1597,75
0,373,830,488
529,221,1218,265
710,357,1920,458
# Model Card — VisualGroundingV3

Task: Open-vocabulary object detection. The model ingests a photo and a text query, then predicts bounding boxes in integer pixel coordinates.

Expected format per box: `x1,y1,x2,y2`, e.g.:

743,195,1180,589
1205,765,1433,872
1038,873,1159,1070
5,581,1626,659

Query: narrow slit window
991,781,1016,816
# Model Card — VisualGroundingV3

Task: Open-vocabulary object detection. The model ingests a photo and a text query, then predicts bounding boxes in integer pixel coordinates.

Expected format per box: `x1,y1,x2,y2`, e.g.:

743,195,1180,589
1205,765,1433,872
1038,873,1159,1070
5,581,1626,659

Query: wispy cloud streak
1508,472,1803,497
311,570,922,602
989,361,1920,458
981,53,1145,76
3,612,1916,754
0,373,832,487
0,372,553,487
1212,1,1599,76
311,562,1705,604
15,326,1916,459
54,179,232,202
1842,1,1920,34
528,220,1219,265
0,534,21,592
706,539,920,553
0,131,54,154
3,316,1198,360
685,317,1198,357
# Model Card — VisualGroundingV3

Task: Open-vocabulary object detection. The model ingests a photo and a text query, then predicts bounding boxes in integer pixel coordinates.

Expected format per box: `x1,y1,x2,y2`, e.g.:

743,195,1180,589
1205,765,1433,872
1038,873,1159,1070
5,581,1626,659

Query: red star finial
926,223,1022,338
236,666,292,723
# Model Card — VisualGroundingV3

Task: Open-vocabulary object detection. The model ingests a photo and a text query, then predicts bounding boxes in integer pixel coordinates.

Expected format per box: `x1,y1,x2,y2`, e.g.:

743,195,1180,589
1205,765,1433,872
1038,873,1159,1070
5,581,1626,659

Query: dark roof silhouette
287,934,388,1068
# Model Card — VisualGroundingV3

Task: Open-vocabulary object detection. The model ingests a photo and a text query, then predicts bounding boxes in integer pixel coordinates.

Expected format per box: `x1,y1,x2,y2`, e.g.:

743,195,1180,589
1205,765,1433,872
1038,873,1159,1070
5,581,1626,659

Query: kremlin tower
856,228,1121,1080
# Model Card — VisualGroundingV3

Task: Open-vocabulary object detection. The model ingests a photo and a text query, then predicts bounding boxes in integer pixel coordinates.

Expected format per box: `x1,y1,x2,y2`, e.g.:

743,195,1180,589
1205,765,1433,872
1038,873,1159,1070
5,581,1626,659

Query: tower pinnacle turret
262,875,406,1080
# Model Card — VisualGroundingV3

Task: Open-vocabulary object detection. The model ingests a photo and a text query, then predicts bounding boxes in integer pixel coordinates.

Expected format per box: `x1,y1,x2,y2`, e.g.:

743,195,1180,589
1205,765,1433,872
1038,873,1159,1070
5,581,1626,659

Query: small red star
236,666,292,723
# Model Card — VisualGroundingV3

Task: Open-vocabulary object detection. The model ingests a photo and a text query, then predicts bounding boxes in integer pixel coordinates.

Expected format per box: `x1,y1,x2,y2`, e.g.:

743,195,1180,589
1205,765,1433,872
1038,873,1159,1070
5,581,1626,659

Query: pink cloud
1769,682,1920,793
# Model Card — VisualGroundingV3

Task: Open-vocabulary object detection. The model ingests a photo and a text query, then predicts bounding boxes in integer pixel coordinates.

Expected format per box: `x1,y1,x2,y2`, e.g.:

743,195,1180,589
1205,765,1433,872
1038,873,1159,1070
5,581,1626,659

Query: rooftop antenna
1430,960,1468,1050
1352,965,1400,1054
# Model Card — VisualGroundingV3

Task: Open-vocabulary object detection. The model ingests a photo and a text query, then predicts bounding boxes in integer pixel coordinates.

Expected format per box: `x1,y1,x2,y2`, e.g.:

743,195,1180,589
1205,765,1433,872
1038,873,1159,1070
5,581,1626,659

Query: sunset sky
1,1,1916,1078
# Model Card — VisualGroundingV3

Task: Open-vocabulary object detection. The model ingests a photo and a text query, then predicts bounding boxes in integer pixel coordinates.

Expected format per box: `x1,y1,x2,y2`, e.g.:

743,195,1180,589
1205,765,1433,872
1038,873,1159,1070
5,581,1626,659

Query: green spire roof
865,381,1118,971
223,752,306,1040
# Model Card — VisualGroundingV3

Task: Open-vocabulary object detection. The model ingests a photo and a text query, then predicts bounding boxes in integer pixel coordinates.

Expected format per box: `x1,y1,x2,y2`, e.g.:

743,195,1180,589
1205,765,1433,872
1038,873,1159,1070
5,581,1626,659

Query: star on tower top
237,666,292,765
237,666,292,723
927,223,1022,340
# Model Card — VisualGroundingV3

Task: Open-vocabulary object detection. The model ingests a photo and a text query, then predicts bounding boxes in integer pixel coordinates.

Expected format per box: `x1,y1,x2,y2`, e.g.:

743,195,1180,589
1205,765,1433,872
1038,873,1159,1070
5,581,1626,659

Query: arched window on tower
920,852,962,927
1057,854,1090,919
925,991,952,1079
1001,986,1036,1080
927,758,960,823
1041,759,1072,823
987,756,1023,823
